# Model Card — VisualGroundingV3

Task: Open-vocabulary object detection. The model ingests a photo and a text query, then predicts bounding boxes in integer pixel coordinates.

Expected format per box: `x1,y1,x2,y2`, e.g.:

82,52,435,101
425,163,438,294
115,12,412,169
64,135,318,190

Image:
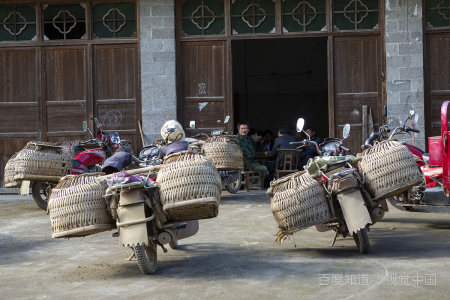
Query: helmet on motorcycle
161,120,185,142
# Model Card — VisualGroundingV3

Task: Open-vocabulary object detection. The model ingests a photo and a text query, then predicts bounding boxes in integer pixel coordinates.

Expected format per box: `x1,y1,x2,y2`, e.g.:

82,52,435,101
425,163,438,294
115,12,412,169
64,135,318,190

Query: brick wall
385,0,425,149
140,0,177,144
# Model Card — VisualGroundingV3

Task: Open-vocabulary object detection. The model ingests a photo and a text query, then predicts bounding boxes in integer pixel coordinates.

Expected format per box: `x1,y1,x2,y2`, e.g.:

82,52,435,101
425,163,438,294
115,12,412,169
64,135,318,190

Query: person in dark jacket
297,125,322,169
236,122,269,180
269,125,299,169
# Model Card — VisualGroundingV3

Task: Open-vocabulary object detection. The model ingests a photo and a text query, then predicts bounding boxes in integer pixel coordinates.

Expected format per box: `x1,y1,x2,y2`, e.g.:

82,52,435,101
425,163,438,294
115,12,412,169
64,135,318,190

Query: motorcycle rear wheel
352,228,370,254
225,175,242,194
31,181,50,211
135,244,157,275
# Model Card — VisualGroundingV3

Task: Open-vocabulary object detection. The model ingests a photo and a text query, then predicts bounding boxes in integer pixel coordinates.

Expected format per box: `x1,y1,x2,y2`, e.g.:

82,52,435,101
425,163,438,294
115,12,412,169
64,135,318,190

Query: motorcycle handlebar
407,128,420,133
289,141,305,146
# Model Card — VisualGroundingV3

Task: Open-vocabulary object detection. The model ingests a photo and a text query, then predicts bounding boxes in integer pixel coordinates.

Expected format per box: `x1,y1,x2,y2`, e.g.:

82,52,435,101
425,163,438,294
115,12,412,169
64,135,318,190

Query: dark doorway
232,37,328,139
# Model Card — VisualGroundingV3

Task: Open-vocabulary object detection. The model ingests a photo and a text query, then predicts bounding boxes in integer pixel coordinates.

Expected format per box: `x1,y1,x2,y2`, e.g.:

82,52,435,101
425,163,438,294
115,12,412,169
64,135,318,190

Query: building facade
1,0,450,186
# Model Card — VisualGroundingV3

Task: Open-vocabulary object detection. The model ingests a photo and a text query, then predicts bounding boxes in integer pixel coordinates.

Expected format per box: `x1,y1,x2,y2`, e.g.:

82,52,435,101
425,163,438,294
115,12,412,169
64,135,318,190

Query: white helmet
161,120,185,142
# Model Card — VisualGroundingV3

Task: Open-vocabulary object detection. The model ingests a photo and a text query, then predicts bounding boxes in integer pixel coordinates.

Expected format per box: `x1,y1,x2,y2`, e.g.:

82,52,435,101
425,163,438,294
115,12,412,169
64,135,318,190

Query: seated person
268,125,299,169
297,125,322,169
236,122,269,180
249,128,269,156
263,130,274,152
304,126,322,144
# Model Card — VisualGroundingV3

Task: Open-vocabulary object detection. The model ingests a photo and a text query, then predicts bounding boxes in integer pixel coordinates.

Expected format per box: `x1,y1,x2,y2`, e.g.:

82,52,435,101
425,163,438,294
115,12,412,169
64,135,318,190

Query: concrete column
140,0,177,144
385,0,425,149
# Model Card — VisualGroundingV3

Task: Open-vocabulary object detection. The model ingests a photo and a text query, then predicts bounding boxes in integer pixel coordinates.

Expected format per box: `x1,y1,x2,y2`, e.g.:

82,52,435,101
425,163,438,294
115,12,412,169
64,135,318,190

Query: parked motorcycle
99,169,199,275
363,104,450,213
29,118,123,210
289,119,385,254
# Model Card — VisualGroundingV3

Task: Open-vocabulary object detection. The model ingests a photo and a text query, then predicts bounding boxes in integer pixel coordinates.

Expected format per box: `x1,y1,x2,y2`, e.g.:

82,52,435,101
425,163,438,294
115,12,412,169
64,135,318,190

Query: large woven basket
4,154,21,188
13,142,72,181
48,174,114,238
357,140,423,200
156,151,222,221
267,170,331,243
202,136,243,171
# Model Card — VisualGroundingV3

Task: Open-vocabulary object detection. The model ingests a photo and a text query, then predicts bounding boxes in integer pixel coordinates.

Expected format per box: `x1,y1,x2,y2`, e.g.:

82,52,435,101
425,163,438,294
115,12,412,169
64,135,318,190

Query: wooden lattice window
232,0,276,34
43,4,86,40
181,0,225,36
93,2,137,38
0,5,37,41
427,0,450,28
282,0,326,32
334,0,379,30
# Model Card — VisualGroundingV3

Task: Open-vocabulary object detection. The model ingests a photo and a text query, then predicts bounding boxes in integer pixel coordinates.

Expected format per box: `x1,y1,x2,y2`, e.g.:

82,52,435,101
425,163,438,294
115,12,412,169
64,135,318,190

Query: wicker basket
267,170,331,243
156,151,222,221
202,136,243,171
48,173,114,238
13,142,72,181
4,154,21,188
357,140,424,200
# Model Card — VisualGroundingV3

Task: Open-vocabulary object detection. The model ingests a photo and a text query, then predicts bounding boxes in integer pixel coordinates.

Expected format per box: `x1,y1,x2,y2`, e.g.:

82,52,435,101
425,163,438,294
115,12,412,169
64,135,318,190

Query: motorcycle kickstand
329,231,339,247
125,249,136,261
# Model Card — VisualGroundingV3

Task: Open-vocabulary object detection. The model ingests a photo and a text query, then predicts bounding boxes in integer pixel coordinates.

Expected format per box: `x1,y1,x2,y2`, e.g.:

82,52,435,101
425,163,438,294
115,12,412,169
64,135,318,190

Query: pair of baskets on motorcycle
268,119,423,254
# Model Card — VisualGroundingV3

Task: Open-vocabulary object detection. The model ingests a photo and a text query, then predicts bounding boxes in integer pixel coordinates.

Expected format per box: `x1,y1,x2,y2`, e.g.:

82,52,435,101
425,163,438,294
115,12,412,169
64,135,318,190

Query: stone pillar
385,0,425,149
140,0,177,144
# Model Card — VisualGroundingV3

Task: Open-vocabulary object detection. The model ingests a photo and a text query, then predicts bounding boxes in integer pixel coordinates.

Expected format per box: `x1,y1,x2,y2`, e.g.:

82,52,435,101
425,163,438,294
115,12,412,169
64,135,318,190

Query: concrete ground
1,190,449,300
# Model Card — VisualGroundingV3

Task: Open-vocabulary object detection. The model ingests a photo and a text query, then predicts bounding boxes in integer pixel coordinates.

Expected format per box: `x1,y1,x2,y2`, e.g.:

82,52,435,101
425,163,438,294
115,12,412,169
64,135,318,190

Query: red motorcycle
30,119,122,210
363,104,450,213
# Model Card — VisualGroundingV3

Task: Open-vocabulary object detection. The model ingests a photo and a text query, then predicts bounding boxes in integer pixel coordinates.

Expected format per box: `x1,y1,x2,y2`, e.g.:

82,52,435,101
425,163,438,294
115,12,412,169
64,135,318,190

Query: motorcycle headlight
139,146,160,161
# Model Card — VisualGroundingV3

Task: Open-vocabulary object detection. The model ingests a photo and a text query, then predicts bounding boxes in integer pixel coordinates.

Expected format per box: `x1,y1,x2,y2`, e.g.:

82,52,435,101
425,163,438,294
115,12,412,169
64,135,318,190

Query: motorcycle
289,118,386,254
27,118,123,210
99,168,199,275
363,104,450,213
186,116,243,194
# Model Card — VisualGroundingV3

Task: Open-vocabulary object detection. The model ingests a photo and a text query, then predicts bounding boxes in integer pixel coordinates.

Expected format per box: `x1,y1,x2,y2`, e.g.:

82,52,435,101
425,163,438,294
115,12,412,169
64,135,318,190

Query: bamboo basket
267,170,331,243
4,154,21,188
13,142,72,182
157,151,222,221
357,140,423,200
202,136,243,171
48,173,114,238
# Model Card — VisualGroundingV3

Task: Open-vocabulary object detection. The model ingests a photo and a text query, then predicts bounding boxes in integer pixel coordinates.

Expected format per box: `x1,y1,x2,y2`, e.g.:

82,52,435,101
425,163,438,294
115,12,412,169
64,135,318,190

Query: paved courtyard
1,190,449,299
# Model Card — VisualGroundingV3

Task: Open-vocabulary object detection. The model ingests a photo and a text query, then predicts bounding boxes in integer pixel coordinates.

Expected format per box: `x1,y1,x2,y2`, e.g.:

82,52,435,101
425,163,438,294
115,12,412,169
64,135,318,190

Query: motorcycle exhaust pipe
370,207,385,224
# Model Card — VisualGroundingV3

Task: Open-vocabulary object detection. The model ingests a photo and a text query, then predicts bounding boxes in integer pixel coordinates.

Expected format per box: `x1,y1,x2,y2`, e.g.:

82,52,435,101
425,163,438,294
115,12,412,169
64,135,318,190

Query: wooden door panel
44,48,87,101
0,50,38,103
95,47,136,100
185,101,225,129
46,103,87,134
334,37,381,152
0,49,39,187
43,47,88,138
94,45,140,153
181,41,227,133
426,35,450,138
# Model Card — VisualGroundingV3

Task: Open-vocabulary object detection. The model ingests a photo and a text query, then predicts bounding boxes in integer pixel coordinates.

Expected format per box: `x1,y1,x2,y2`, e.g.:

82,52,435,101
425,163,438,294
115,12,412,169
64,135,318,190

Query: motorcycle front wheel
31,181,51,210
225,175,242,194
135,244,157,275
352,228,370,254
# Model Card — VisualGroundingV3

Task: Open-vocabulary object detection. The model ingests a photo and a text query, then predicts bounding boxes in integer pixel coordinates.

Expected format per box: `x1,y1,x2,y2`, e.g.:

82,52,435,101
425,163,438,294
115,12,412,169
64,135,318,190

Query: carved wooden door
180,41,231,134
333,36,383,152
